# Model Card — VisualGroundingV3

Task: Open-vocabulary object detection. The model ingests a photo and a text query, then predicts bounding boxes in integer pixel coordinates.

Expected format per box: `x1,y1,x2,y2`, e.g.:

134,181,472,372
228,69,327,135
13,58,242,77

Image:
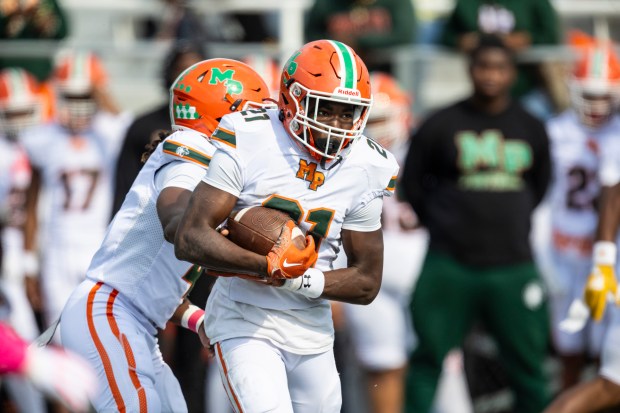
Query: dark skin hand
174,182,384,305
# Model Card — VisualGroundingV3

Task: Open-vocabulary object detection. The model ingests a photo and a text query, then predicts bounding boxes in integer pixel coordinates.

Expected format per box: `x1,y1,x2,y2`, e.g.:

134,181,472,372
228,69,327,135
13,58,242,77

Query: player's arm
169,298,210,348
280,196,384,304
596,182,620,242
322,227,383,304
23,167,42,310
174,181,269,276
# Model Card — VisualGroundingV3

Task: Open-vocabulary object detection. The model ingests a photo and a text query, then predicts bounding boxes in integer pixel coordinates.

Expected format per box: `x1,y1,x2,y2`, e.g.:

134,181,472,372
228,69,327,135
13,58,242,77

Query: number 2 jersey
204,109,399,354
546,110,620,254
85,130,213,329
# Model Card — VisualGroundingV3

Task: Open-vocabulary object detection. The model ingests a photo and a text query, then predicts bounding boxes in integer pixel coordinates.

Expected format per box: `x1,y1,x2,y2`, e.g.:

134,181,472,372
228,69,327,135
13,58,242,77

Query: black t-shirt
111,105,170,217
402,99,551,267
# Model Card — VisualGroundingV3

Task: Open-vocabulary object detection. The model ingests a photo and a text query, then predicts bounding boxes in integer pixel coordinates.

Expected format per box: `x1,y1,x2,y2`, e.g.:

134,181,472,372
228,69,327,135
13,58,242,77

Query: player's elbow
174,229,196,262
356,276,381,305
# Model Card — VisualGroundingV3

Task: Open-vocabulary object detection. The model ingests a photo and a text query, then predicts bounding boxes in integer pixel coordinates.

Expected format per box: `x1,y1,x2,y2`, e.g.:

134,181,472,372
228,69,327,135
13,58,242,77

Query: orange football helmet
366,72,413,149
568,31,620,128
170,58,274,138
53,51,107,132
0,68,43,139
278,40,373,161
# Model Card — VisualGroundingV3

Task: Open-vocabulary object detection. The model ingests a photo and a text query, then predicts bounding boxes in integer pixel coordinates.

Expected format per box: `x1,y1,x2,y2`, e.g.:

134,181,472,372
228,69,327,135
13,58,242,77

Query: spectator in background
305,0,416,73
0,0,68,82
441,0,561,120
111,41,204,216
401,35,551,413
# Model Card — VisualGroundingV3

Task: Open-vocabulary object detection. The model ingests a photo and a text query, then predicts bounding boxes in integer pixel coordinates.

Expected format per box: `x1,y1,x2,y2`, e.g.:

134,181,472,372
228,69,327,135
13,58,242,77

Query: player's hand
584,264,619,321
583,241,620,322
266,221,317,279
23,345,97,413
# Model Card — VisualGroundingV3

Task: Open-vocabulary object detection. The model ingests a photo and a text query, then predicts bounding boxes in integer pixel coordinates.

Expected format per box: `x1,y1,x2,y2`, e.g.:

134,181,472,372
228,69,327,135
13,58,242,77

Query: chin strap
321,155,343,171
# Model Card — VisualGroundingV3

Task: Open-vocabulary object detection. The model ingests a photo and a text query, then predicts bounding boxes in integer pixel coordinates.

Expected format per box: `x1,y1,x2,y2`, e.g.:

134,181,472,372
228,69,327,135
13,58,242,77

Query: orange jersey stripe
87,282,126,413
106,290,147,413
216,343,244,413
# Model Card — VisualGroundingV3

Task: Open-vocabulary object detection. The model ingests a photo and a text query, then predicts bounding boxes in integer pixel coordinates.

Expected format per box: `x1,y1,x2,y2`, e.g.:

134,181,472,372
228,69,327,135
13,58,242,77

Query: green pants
405,251,550,413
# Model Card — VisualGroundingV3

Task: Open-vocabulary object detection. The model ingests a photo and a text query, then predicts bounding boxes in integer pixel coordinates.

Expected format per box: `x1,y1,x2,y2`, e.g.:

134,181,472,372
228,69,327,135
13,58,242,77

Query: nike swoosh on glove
266,221,317,279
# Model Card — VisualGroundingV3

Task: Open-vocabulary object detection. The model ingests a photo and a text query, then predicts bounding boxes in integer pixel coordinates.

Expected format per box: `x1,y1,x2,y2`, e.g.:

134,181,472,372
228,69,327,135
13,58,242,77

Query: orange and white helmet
170,58,275,138
568,31,620,128
0,68,43,139
53,51,107,132
366,72,413,149
278,40,373,161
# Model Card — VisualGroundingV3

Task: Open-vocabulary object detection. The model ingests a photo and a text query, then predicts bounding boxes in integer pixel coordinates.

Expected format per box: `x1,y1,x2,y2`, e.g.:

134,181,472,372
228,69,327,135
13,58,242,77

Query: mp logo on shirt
296,159,325,191
455,129,532,191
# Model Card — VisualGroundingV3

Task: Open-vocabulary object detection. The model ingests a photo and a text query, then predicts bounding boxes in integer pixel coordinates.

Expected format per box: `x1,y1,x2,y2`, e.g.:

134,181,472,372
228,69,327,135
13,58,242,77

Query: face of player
580,92,614,128
470,48,515,100
306,98,356,157
1,107,36,140
58,92,97,134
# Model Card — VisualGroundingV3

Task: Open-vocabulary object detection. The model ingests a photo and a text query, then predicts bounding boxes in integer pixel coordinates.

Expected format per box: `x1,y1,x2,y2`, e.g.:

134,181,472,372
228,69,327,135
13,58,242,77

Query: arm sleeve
154,161,207,192
342,196,384,232
201,149,243,197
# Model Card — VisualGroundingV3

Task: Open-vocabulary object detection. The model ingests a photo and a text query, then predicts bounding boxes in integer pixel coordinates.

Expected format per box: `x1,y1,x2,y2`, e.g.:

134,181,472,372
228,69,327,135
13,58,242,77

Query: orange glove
584,241,620,321
266,221,317,279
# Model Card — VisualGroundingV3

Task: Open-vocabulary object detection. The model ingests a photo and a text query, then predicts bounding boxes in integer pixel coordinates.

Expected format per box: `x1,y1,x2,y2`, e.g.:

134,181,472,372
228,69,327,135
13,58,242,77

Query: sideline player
0,67,49,413
543,36,620,413
174,40,400,413
21,51,132,330
59,59,274,413
545,33,620,391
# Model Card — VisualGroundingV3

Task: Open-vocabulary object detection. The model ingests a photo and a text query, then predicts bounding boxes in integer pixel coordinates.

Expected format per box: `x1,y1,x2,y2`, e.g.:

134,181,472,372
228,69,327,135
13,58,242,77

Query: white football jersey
20,112,130,249
204,109,399,353
547,110,620,238
86,130,215,328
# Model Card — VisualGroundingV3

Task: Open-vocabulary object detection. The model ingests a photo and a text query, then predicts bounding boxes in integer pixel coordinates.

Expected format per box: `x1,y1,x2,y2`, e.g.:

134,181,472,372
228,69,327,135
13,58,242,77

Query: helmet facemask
0,103,40,140
286,81,372,161
570,78,620,128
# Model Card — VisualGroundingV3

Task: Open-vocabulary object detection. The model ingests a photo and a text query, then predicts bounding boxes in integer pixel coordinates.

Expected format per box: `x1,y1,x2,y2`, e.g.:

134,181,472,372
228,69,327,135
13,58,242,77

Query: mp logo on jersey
296,159,325,191
208,68,243,95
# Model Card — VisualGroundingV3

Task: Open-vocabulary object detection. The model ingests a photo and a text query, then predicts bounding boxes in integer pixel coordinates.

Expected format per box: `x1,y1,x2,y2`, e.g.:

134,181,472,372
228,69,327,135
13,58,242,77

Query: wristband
593,241,617,266
180,305,205,333
280,268,325,299
23,251,39,277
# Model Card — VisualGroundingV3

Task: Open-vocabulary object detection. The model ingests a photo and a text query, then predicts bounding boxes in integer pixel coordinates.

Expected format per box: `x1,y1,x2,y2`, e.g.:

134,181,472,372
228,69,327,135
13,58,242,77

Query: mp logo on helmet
209,68,243,95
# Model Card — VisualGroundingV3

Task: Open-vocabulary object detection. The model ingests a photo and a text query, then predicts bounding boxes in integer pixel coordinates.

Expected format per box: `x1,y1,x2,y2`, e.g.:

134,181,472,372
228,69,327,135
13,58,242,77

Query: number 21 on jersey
263,194,335,247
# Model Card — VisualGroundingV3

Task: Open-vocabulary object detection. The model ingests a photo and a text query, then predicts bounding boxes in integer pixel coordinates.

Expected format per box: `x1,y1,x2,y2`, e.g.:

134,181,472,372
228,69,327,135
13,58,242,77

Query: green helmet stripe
329,40,356,89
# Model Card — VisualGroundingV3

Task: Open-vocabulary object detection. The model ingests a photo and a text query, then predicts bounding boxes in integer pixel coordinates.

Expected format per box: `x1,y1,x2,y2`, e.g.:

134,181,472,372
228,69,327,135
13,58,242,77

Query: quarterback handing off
175,40,399,413
59,59,273,413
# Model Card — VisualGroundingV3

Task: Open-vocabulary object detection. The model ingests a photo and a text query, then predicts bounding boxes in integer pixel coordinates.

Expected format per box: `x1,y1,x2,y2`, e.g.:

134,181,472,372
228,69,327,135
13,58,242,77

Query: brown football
227,206,305,255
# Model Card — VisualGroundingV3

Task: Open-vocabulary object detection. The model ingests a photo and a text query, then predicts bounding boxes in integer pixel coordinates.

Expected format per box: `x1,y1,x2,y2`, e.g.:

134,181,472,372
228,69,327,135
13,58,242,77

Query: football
227,206,306,255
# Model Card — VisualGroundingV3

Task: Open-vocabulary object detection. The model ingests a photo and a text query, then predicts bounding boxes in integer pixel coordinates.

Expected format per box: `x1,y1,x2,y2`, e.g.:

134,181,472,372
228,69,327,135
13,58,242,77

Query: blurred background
3,1,620,413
